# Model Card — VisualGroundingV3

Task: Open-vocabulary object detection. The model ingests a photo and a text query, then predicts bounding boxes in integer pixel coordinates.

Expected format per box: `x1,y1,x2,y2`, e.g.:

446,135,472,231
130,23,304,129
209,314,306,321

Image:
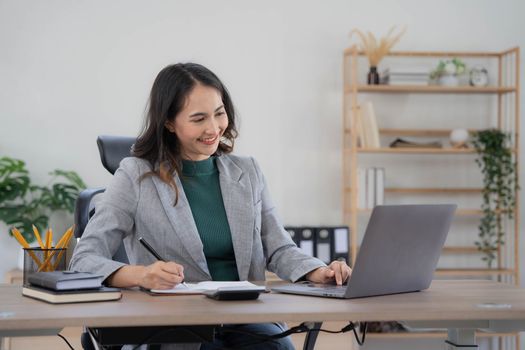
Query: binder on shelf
314,228,332,264
285,226,302,246
285,226,315,257
332,226,350,262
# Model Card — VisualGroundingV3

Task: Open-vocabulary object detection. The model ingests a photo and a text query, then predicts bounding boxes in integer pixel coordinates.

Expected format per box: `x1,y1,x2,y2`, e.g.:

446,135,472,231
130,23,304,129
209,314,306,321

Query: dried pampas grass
349,26,406,67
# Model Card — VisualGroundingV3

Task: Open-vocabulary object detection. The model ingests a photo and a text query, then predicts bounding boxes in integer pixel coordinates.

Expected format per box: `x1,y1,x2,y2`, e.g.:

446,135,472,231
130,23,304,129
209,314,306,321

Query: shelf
343,48,519,58
355,208,484,216
352,246,480,255
353,148,477,154
442,246,481,255
378,128,479,137
345,187,481,194
434,268,515,276
384,187,481,194
344,128,481,137
345,85,516,94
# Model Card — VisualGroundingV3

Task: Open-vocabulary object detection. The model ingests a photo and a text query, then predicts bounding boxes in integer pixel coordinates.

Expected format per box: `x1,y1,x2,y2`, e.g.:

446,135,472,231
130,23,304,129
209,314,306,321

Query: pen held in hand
138,236,165,261
138,236,186,286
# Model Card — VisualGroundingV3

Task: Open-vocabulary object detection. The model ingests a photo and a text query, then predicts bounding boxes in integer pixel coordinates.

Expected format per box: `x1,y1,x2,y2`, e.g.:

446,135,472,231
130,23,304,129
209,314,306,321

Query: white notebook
150,281,264,294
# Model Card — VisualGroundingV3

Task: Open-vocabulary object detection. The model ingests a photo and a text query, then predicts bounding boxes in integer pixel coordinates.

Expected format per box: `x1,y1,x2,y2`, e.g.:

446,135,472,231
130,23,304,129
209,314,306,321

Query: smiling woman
69,62,351,350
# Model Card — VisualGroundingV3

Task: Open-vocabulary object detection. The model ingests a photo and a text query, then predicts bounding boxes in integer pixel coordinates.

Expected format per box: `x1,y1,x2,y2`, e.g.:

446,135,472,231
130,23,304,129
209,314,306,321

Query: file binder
314,228,332,264
332,226,350,262
287,226,349,262
285,226,302,246
285,226,315,257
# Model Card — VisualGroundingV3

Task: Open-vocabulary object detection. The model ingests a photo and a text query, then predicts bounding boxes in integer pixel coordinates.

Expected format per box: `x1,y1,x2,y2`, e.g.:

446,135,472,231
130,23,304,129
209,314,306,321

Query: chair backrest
97,135,136,174
74,135,136,263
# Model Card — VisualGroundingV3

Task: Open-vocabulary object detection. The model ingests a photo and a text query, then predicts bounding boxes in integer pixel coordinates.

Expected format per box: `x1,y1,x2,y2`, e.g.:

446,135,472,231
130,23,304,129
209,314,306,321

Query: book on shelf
387,80,429,86
27,271,104,291
355,108,367,148
22,285,122,304
357,168,366,209
382,67,430,76
374,168,385,206
389,138,443,149
357,167,385,209
357,101,380,148
366,168,375,209
381,67,430,86
149,281,266,295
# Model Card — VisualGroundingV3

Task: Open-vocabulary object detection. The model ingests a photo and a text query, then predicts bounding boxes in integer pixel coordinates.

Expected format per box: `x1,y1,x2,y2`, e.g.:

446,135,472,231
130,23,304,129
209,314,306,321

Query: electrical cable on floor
57,332,75,350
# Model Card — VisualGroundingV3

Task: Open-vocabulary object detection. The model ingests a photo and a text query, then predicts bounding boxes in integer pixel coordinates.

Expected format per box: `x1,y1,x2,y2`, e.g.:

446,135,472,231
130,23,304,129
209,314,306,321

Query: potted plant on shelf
430,58,466,86
349,26,406,84
470,129,518,268
0,156,86,243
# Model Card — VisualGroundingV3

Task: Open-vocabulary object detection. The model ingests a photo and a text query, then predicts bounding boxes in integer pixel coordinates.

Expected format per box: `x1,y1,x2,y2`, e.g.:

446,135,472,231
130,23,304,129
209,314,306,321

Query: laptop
272,204,456,299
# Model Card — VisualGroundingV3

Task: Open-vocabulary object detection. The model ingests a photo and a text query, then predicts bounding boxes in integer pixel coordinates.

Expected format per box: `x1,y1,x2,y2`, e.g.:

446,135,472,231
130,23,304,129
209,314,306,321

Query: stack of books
22,271,121,304
381,68,430,86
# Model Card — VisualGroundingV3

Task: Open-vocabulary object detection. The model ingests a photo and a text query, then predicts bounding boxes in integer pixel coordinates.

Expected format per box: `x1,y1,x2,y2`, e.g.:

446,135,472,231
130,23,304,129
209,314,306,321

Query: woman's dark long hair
133,63,238,205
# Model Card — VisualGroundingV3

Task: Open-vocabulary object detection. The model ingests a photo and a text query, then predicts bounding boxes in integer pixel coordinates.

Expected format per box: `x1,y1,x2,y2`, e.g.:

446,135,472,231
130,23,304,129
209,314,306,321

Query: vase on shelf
438,74,459,87
367,66,380,85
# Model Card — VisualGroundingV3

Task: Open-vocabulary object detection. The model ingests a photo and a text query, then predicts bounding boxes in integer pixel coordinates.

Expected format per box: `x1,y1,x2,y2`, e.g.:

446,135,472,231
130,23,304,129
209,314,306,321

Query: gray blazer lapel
217,157,254,281
151,176,210,277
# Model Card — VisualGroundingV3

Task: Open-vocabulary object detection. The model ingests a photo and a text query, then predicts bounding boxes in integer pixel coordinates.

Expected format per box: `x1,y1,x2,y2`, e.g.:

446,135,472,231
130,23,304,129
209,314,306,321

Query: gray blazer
70,154,324,284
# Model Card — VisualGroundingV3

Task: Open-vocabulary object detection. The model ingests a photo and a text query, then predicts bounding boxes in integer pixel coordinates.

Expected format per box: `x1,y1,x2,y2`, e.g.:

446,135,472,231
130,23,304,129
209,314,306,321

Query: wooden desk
1,280,524,349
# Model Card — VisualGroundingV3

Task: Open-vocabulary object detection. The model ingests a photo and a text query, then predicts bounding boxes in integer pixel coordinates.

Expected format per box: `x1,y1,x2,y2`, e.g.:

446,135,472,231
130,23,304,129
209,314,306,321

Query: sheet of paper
151,281,259,294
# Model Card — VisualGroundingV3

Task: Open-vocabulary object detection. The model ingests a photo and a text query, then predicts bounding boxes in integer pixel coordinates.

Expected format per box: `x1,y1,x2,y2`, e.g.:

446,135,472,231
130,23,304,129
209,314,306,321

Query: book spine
357,168,366,209
375,167,385,206
28,275,57,290
366,167,375,209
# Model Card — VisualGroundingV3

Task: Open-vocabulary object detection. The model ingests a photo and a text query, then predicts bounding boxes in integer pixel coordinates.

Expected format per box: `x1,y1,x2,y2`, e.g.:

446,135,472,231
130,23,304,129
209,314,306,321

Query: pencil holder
23,248,67,286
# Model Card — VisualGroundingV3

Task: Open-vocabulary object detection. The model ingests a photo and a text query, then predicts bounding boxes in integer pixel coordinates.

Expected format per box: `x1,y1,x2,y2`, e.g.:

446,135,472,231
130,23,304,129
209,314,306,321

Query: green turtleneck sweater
180,157,239,281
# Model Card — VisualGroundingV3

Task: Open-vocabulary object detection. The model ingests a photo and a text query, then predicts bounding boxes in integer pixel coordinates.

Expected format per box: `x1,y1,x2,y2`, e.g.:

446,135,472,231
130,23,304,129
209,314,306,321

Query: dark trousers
200,323,295,350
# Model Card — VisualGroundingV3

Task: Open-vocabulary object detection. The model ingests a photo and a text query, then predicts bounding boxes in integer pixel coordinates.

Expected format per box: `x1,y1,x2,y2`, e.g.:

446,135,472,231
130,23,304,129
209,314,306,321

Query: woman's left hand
306,260,352,285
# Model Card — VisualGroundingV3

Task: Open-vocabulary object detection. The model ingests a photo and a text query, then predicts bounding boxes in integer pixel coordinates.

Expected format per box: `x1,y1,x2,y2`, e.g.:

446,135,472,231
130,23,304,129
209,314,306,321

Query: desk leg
445,329,478,349
302,322,322,350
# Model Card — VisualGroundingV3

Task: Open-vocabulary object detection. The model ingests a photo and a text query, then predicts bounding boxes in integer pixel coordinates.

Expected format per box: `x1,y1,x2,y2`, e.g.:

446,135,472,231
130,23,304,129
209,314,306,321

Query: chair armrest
74,188,105,239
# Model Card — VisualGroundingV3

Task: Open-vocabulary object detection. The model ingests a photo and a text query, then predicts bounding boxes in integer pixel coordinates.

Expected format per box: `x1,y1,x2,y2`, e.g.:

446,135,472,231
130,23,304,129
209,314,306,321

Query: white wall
1,0,524,284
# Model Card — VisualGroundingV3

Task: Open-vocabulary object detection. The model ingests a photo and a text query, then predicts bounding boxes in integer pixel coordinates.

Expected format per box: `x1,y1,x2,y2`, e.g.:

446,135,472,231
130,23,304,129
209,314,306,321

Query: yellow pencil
32,225,45,249
41,226,74,272
42,229,53,271
45,228,53,249
11,228,42,267
50,228,74,271
54,226,72,249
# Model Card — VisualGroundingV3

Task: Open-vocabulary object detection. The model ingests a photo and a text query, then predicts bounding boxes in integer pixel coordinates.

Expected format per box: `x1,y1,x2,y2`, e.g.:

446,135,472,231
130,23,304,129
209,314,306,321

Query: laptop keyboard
308,286,346,292
300,283,347,295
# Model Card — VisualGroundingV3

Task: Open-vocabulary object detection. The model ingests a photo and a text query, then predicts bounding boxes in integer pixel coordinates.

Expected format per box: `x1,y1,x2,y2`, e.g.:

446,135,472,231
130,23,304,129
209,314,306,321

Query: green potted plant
0,156,86,243
470,129,518,268
430,58,466,86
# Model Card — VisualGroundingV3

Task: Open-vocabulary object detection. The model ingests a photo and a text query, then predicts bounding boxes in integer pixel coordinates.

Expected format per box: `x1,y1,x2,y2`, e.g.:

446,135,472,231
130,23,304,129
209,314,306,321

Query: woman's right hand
107,262,184,289
139,261,185,290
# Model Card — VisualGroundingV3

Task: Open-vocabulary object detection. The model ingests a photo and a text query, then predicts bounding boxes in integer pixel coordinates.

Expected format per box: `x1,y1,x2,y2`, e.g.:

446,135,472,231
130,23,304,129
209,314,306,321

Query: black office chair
74,135,136,264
